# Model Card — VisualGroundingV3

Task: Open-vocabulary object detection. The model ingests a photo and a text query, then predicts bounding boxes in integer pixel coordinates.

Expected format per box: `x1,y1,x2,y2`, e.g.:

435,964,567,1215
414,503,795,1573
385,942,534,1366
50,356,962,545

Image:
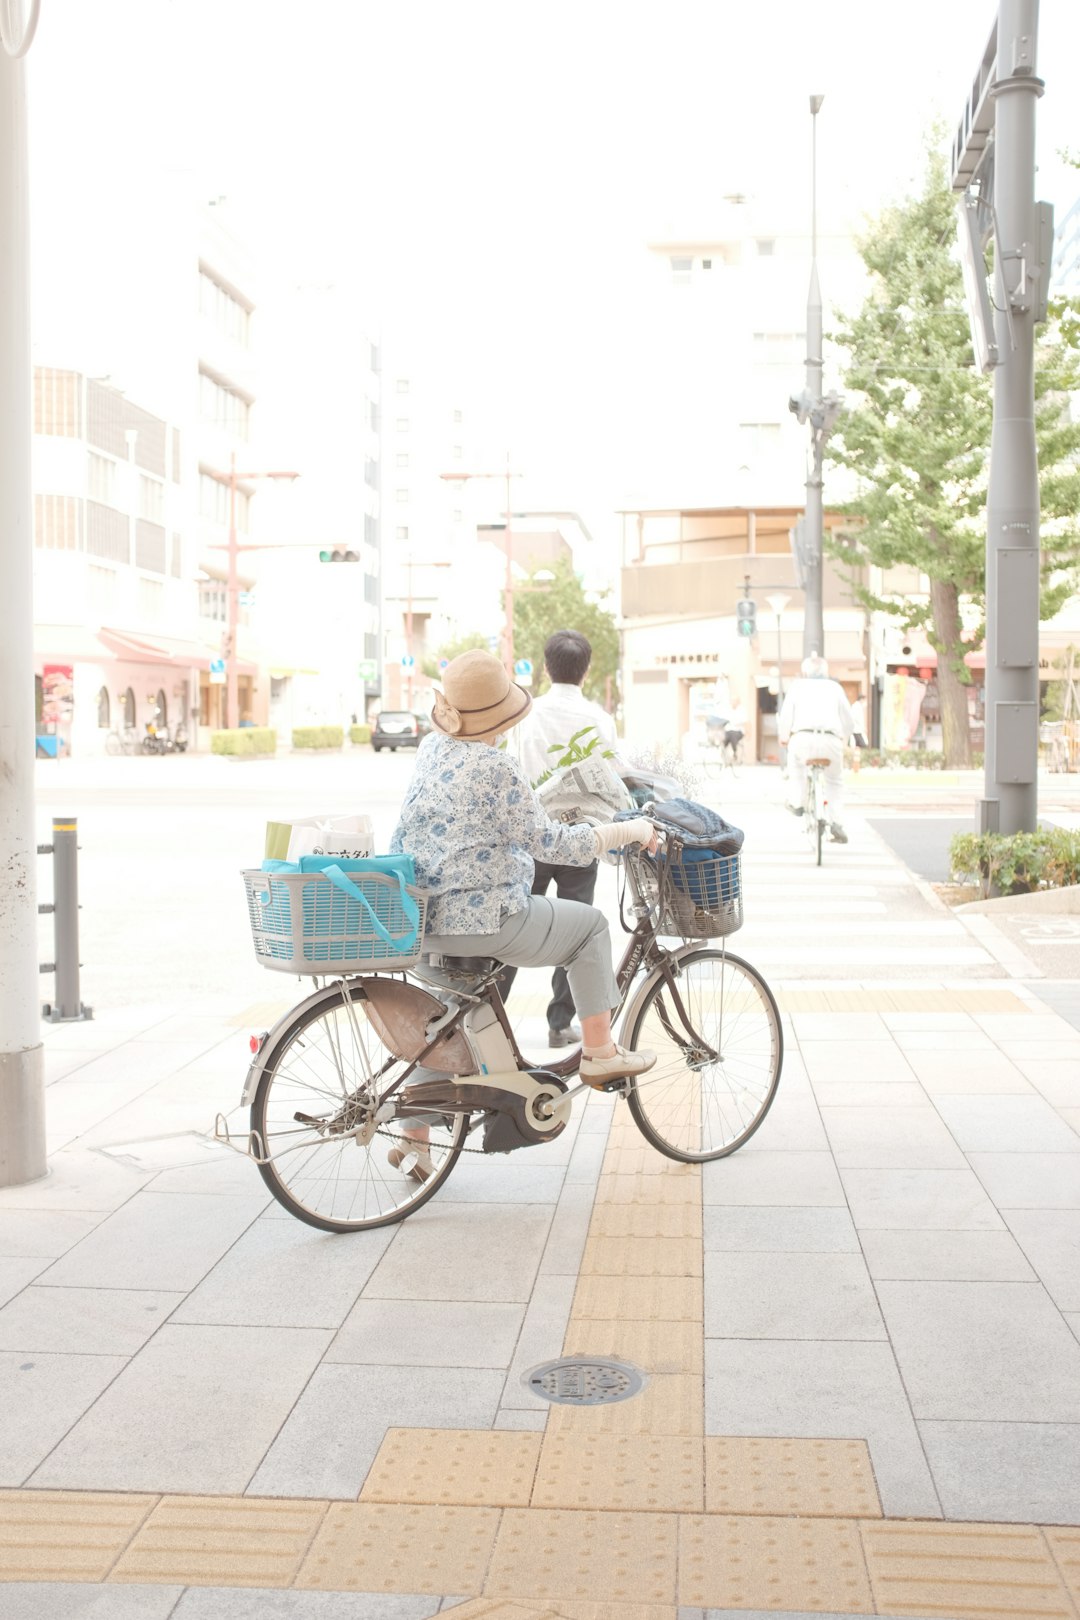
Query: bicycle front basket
657,848,743,939
243,869,427,974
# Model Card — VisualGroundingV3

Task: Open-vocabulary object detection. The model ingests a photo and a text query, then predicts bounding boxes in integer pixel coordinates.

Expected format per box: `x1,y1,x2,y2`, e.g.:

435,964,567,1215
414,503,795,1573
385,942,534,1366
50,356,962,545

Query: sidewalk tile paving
1,805,1080,1616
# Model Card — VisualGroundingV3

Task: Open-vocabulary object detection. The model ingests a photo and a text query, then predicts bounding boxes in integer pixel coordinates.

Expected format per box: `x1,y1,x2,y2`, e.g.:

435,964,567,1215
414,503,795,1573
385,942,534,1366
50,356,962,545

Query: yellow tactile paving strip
681,1511,874,1611
111,1494,325,1587
0,1490,156,1583
862,1520,1077,1618
1049,1528,1080,1605
532,1437,703,1513
295,1501,500,1594
485,1507,678,1605
442,1602,677,1620
706,1437,883,1519
359,1429,541,1507
579,1234,701,1276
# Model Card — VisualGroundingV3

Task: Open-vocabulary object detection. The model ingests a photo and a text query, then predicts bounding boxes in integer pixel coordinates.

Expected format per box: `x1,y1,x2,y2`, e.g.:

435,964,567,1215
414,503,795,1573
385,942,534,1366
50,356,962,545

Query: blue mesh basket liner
666,848,741,909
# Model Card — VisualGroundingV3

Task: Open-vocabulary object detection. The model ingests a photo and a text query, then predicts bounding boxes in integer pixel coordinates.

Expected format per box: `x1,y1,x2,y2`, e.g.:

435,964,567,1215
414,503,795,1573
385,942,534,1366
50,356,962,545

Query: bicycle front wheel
624,948,782,1163
251,982,467,1232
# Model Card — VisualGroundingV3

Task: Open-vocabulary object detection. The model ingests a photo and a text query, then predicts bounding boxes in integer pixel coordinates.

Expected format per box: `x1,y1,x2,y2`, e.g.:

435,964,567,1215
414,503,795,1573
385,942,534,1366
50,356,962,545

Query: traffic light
318,548,360,562
736,597,757,637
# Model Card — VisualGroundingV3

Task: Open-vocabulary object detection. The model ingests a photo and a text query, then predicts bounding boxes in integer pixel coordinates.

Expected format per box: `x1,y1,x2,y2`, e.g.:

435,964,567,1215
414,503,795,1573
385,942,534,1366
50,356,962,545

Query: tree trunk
929,577,973,768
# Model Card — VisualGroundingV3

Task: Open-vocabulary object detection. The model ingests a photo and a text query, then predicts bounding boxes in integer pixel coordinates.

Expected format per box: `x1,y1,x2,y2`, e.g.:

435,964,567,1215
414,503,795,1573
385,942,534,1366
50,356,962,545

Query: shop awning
33,624,112,661
100,628,258,675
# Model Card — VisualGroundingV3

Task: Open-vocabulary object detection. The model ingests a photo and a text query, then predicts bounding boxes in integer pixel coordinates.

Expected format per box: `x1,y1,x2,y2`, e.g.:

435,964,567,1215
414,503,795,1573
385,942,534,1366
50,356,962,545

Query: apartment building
31,368,202,757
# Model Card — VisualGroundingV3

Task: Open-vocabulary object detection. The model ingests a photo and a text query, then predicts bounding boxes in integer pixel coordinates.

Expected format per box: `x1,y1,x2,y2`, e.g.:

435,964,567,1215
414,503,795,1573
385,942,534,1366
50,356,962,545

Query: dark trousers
495,859,599,1032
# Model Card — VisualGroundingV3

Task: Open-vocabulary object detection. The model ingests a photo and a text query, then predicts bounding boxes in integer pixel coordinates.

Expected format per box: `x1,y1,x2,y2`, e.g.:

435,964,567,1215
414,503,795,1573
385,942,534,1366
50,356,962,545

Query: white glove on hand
592,817,655,856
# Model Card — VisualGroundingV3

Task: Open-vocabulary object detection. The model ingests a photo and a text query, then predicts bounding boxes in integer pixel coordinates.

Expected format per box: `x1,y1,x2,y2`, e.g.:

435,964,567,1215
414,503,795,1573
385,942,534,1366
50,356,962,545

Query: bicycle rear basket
243,869,427,974
655,847,743,939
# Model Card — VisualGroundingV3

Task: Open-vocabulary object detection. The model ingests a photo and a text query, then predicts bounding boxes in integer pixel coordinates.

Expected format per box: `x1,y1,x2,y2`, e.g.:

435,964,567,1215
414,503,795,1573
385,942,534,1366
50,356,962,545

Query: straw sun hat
430,649,532,743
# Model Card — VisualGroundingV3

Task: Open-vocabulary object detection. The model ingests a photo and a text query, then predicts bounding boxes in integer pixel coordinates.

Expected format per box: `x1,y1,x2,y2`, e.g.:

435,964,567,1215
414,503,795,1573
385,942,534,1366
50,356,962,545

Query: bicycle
702,728,743,781
219,829,783,1234
104,725,139,756
803,755,831,866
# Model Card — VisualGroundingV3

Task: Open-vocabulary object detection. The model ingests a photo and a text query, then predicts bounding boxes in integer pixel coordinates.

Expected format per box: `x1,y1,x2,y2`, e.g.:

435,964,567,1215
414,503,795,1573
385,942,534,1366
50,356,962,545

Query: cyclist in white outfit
778,654,855,844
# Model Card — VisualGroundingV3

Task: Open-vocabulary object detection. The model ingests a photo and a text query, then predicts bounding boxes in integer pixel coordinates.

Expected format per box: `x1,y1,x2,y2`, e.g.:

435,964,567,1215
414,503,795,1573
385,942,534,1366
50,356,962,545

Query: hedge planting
210,727,276,757
292,725,344,750
349,724,372,745
849,748,984,771
949,828,1080,896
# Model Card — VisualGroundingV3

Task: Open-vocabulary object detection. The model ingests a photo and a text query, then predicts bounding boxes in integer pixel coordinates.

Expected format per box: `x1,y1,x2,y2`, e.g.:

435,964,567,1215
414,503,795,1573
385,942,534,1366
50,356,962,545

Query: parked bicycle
104,725,139,756
220,827,783,1233
141,720,188,755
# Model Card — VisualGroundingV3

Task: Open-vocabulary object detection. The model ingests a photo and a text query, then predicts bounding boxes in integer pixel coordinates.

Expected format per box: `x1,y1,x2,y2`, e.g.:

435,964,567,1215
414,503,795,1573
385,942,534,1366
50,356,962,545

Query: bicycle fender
239,980,365,1106
619,943,706,1041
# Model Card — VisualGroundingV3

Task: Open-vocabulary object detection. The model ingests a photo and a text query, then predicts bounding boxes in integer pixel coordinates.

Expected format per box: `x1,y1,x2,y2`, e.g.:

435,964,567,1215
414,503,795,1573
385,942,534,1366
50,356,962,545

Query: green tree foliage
512,556,619,707
826,145,1080,766
421,630,489,680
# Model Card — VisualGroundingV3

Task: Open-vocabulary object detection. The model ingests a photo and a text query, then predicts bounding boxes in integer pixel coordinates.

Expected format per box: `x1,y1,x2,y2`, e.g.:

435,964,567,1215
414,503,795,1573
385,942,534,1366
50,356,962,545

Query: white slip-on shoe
579,1044,657,1089
388,1145,435,1183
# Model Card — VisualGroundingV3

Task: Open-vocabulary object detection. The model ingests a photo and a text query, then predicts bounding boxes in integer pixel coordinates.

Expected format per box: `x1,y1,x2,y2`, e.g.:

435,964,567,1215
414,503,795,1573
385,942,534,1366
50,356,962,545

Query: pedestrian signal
736,598,757,637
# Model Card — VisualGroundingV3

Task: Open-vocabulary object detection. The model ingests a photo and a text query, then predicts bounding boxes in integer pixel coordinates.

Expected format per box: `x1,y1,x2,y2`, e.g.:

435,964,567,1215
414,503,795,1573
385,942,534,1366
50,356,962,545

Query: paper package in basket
264,813,374,863
535,755,632,824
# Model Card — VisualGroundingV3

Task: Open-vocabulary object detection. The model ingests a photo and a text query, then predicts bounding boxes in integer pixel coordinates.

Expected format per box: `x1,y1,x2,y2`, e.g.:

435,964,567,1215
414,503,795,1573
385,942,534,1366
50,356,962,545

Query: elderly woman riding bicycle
390,650,658,1111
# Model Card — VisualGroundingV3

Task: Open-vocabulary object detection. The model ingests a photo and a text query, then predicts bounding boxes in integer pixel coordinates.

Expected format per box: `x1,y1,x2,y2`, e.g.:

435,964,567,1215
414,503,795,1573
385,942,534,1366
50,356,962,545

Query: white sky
26,0,1080,552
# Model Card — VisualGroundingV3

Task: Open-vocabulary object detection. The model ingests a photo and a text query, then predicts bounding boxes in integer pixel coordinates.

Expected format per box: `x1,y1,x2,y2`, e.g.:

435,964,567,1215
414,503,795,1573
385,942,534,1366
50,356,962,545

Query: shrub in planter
349,724,371,746
210,727,276,757
950,828,1080,897
292,725,344,750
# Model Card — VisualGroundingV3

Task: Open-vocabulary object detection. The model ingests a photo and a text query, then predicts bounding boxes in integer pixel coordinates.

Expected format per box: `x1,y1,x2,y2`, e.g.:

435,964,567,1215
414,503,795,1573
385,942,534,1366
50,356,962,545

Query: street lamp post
223,452,299,731
789,95,842,663
766,593,791,703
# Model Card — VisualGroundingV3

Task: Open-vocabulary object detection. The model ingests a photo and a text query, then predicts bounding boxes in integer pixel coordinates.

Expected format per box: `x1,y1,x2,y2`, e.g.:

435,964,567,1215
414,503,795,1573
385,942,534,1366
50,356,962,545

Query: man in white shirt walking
502,629,618,1045
778,654,855,843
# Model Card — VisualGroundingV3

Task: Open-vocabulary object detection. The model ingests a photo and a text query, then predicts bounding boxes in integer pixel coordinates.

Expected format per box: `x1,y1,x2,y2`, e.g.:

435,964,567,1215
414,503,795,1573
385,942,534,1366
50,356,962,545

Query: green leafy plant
210,727,276,757
291,726,344,750
349,724,372,745
950,828,1080,896
531,724,614,788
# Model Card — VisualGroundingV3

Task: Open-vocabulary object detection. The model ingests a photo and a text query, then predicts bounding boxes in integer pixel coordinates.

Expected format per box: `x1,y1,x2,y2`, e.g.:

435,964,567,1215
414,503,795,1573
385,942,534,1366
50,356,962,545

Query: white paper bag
264,813,374,862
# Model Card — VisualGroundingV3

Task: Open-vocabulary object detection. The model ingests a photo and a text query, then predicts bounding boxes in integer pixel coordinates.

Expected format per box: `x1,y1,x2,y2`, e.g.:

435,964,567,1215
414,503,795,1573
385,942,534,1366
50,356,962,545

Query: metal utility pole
951,0,1049,836
789,95,842,662
0,1,46,1188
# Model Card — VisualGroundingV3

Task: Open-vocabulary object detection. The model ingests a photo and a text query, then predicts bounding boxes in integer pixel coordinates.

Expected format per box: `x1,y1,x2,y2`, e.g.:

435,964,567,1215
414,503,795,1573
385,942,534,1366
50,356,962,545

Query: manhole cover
524,1356,645,1405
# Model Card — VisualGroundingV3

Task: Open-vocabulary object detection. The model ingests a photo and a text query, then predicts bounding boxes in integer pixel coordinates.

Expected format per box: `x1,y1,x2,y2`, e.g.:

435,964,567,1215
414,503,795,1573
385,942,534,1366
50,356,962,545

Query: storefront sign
41,665,74,725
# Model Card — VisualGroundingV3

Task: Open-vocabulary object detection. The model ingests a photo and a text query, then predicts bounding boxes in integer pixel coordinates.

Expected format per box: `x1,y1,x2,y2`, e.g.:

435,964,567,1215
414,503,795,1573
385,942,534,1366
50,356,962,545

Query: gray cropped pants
424,895,619,1019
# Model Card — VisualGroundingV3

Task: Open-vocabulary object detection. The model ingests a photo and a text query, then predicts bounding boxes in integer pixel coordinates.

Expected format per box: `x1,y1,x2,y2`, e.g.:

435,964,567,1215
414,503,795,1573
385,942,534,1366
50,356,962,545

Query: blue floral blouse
390,734,598,935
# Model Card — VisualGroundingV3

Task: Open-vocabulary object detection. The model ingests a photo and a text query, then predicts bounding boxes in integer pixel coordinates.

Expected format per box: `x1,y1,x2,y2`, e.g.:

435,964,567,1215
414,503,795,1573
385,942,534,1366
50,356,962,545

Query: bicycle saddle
421,953,498,980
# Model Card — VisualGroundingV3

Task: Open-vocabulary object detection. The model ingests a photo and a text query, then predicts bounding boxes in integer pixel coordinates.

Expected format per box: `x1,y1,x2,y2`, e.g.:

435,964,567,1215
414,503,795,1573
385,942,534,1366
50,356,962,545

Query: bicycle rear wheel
250,981,467,1232
624,948,782,1162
